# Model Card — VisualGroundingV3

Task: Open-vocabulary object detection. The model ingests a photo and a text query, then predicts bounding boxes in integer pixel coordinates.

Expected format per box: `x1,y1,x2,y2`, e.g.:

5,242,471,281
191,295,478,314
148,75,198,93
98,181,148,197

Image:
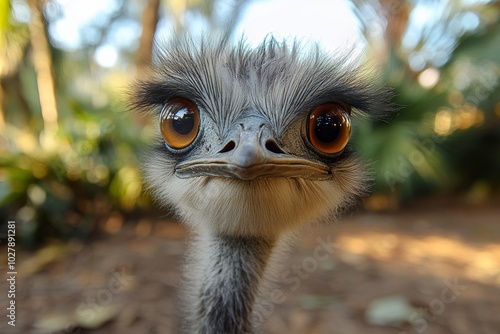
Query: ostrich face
132,36,392,238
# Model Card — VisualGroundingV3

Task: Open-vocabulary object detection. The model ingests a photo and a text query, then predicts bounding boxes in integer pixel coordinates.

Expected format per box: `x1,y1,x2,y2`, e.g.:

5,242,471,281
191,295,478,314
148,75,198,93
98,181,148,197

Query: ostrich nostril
265,140,284,154
219,140,236,153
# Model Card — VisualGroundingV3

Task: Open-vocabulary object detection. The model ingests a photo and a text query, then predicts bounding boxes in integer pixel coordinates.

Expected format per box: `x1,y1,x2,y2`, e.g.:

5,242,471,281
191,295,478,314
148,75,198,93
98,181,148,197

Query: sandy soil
1,203,499,334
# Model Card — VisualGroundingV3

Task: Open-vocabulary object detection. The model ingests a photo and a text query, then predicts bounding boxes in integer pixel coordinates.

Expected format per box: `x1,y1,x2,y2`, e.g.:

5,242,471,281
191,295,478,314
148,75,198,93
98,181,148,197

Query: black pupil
172,107,195,135
315,112,340,143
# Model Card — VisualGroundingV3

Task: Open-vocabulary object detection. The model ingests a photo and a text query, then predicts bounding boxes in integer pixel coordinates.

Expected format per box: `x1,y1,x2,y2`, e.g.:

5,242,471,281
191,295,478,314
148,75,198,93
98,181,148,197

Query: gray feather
130,34,394,334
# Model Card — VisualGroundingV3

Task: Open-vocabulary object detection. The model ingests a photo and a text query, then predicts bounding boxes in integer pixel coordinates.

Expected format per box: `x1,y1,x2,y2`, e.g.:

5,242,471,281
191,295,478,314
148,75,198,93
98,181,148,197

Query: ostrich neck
189,233,275,334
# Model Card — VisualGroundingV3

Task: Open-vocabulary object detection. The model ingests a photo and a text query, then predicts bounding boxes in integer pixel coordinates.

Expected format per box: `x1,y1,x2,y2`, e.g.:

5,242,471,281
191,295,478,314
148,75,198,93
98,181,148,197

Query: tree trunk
136,0,161,77
27,0,58,145
381,0,410,47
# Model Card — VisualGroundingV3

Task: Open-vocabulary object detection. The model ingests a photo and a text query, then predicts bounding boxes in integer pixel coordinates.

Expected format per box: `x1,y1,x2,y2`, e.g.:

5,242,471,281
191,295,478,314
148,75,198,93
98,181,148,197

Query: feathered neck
184,232,275,333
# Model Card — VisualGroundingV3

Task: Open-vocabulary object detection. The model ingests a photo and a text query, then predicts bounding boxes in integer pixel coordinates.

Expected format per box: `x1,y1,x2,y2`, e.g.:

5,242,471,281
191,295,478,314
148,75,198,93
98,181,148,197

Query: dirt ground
1,201,500,334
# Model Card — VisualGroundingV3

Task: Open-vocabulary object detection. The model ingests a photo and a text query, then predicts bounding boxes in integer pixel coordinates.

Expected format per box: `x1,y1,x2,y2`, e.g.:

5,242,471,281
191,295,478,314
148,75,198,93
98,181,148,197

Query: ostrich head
131,35,393,333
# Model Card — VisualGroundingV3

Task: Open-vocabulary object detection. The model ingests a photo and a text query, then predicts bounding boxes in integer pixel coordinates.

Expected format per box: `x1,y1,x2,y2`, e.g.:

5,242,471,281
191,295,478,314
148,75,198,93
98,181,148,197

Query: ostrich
131,35,393,333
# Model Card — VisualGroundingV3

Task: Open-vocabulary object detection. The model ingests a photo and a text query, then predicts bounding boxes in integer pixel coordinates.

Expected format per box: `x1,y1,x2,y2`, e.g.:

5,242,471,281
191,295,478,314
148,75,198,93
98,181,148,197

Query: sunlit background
0,0,499,332
2,0,499,240
1,0,499,246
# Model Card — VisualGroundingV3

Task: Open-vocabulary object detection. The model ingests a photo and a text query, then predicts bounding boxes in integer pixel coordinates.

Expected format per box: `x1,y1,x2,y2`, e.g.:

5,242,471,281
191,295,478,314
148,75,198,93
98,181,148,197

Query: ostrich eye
307,103,351,154
160,98,200,149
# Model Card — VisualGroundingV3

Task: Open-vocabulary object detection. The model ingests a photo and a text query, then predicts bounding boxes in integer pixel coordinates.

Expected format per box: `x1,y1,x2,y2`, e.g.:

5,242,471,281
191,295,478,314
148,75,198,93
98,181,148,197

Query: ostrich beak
175,117,332,180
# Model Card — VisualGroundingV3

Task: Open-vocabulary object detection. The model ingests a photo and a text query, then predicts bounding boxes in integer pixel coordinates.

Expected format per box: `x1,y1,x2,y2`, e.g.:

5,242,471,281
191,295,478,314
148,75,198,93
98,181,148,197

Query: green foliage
1,92,150,248
353,0,500,201
1,0,499,247
0,0,29,78
0,1,160,247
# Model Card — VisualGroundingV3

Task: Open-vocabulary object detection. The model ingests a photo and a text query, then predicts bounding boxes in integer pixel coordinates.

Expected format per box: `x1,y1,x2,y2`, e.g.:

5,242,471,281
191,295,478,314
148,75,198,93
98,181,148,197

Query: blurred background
0,0,499,333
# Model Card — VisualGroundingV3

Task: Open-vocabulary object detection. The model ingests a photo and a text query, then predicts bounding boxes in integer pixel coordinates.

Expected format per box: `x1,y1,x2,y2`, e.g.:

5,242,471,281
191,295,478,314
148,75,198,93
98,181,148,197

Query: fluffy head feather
131,35,394,238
